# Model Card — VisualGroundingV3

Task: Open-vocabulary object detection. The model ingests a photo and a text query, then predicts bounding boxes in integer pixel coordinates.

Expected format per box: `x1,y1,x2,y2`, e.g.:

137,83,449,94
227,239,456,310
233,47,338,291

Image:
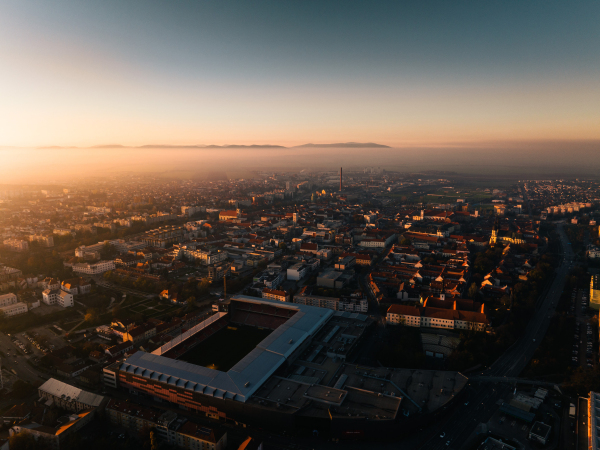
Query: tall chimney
340,167,342,191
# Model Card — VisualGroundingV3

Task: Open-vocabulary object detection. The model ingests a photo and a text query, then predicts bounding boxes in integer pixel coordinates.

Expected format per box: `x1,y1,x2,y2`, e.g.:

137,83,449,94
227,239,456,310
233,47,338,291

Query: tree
11,380,35,399
186,296,195,309
150,430,159,450
467,283,479,299
197,278,211,295
9,433,52,450
84,309,98,323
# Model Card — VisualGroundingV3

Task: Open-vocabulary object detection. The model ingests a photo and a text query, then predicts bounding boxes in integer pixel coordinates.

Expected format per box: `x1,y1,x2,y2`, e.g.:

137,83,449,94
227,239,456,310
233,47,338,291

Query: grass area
129,303,170,314
387,186,493,205
178,325,272,371
61,320,81,330
77,293,111,310
121,295,143,306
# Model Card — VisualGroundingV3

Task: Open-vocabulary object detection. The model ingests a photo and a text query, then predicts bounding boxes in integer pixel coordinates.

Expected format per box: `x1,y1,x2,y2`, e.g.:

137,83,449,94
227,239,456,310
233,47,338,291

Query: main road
420,222,572,449
486,221,572,378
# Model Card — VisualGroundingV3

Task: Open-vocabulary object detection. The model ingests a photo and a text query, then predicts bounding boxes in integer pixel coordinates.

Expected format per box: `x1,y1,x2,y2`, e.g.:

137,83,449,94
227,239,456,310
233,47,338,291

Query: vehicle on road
440,432,445,438
569,403,577,418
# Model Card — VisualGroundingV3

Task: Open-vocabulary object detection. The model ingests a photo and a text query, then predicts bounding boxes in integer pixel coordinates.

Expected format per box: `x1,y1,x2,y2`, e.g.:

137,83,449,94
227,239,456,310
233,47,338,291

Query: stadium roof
119,295,334,402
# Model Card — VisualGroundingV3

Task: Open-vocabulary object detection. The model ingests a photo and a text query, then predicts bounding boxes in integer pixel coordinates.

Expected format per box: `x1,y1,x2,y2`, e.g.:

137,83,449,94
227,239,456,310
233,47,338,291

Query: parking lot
0,332,47,386
571,288,596,369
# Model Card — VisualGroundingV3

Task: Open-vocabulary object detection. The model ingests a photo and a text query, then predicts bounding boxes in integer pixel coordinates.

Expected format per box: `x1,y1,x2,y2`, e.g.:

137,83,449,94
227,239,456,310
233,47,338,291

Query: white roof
38,378,105,407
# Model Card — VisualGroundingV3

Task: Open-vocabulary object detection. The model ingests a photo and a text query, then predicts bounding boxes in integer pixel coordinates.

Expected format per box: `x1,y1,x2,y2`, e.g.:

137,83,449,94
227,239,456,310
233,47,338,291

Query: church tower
490,220,498,245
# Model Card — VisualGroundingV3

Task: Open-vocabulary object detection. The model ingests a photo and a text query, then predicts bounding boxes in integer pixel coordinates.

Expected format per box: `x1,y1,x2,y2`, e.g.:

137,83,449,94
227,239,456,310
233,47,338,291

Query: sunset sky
1,0,599,147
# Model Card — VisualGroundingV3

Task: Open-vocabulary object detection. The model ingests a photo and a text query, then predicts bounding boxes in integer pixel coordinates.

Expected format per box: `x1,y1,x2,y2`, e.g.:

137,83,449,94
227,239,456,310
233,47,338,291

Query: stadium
104,295,468,439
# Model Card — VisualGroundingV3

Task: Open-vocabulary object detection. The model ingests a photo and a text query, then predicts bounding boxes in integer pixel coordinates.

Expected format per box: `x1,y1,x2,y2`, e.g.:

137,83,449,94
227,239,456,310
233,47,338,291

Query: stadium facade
104,295,468,438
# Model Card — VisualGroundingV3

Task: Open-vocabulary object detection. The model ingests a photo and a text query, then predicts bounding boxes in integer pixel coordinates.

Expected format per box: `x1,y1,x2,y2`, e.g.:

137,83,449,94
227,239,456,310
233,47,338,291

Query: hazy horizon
2,139,599,184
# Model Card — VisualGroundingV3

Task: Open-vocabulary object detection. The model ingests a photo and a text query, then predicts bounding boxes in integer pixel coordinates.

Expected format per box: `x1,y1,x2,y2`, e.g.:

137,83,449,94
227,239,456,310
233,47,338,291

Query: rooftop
116,296,334,402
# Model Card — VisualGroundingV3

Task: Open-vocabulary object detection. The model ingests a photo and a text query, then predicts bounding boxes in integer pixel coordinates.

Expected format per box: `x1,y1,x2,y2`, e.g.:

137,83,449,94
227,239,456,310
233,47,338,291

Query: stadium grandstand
104,295,469,439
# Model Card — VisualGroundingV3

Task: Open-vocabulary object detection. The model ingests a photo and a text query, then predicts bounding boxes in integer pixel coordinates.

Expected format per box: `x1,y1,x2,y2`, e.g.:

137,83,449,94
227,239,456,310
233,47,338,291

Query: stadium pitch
177,324,273,371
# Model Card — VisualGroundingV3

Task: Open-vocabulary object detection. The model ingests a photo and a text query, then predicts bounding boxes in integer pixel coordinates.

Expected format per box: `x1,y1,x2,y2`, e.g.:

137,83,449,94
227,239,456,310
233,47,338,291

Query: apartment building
9,409,95,450
123,323,156,344
40,277,60,290
386,301,488,331
3,239,28,252
0,292,17,307
140,225,188,248
293,292,339,311
208,262,231,281
294,289,368,313
61,277,91,295
176,245,227,265
72,260,115,275
38,378,106,412
27,234,54,247
42,289,74,308
0,302,28,317
287,262,309,281
106,399,227,450
261,288,290,302
590,275,600,311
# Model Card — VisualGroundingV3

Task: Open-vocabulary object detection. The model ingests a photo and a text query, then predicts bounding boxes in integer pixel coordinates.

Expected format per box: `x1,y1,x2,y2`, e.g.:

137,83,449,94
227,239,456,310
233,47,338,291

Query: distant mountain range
34,142,389,149
294,142,390,148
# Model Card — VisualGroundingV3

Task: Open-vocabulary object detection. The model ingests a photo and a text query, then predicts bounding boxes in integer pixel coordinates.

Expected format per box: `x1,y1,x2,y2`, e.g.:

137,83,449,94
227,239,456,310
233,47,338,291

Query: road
418,222,573,449
0,332,47,390
486,222,573,378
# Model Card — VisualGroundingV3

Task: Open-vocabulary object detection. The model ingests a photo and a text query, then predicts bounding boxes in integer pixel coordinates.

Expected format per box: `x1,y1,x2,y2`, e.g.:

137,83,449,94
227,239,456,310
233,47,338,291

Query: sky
0,0,599,147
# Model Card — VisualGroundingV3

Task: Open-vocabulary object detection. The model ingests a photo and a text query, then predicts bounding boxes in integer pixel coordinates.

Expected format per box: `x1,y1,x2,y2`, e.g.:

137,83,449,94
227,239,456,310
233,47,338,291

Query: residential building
40,277,60,290
588,391,600,450
528,422,551,445
386,298,488,331
105,341,134,360
208,262,231,281
123,323,157,344
219,210,241,220
42,289,74,308
287,262,309,281
591,275,600,311
261,288,290,302
38,378,106,412
0,302,28,317
3,239,28,252
0,293,17,307
61,278,91,295
106,399,227,450
72,260,115,275
316,268,348,289
9,409,95,450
